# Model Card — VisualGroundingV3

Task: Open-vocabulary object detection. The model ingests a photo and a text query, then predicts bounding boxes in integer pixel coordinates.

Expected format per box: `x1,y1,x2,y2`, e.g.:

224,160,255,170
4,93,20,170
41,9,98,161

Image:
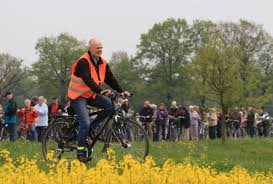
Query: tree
32,33,85,103
190,20,219,108
136,18,192,103
109,51,145,109
191,37,243,141
219,20,268,99
0,53,27,102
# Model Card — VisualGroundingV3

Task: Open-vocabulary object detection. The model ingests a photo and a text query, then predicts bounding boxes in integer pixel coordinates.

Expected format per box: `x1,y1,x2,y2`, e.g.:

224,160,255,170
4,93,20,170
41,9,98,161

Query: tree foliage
0,53,27,102
32,33,85,103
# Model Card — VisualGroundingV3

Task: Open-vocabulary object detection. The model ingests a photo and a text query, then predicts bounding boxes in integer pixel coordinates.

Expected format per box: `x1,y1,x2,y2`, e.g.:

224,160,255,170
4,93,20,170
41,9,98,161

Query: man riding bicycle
67,38,130,162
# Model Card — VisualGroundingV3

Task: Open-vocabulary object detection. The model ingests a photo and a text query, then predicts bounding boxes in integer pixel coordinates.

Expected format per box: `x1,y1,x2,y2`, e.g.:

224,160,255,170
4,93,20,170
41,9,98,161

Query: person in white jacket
34,96,48,142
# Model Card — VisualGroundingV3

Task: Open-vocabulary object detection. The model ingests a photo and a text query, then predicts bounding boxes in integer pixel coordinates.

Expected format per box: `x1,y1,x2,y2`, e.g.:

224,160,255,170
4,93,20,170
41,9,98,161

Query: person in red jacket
17,99,39,141
48,97,63,118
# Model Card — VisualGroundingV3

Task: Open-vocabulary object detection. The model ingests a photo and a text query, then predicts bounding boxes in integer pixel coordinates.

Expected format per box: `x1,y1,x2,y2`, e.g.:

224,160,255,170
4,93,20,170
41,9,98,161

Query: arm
32,109,40,119
38,105,48,116
5,101,17,116
17,109,24,118
76,59,102,93
104,64,123,93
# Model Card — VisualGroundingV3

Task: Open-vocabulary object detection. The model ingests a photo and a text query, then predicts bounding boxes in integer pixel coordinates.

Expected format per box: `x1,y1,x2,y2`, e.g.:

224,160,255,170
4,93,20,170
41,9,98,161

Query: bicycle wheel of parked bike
42,119,79,162
0,125,9,141
104,119,149,161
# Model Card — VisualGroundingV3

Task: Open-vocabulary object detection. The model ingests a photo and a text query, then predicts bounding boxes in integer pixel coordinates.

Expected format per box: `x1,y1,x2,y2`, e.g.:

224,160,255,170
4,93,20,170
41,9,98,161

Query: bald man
67,38,130,162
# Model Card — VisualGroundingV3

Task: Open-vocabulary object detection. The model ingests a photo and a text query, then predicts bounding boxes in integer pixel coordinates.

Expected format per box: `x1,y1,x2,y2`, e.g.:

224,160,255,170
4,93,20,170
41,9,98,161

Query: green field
0,138,273,173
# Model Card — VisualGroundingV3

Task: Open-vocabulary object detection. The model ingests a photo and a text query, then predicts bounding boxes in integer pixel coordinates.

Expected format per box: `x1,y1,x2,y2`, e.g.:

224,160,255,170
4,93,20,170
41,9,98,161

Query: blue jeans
27,125,37,141
72,95,114,148
7,123,17,141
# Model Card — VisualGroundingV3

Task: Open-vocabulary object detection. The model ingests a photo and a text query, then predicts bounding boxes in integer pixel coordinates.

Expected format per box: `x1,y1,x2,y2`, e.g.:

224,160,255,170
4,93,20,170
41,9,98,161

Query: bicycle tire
104,119,149,161
42,120,78,162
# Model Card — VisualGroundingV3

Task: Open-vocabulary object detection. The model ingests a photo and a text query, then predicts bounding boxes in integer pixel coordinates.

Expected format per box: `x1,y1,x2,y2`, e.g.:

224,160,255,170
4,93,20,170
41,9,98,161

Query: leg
209,126,212,139
71,97,91,151
263,121,269,137
146,122,153,140
27,125,37,141
7,123,17,142
183,128,190,140
36,127,41,142
162,122,166,141
36,126,46,142
87,94,114,130
166,119,172,140
155,122,161,141
210,126,216,139
192,124,198,140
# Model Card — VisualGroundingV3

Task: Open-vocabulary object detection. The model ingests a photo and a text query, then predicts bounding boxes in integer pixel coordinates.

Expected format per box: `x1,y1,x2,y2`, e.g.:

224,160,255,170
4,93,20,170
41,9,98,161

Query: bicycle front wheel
104,119,149,161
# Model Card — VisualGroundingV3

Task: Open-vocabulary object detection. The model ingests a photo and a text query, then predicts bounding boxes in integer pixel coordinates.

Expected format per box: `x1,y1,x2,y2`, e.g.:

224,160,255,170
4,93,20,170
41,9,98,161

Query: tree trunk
221,107,227,142
220,96,228,142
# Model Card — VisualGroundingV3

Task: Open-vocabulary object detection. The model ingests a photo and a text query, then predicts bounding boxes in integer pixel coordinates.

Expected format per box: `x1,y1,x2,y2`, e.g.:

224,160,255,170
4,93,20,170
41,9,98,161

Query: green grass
0,138,273,172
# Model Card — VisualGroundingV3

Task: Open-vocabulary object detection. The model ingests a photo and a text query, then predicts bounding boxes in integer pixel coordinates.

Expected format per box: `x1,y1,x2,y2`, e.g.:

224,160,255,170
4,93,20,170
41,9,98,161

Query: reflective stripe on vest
67,53,107,100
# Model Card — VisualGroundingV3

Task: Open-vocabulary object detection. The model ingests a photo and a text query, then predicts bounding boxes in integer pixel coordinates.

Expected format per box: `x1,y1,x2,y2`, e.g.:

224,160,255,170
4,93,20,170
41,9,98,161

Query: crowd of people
0,91,272,143
0,92,63,142
137,100,273,141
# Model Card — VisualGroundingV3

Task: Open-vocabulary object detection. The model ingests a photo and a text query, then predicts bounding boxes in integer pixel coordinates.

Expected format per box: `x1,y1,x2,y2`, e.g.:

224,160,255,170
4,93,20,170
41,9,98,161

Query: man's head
52,97,59,104
5,92,12,101
24,99,31,108
248,107,253,112
189,105,194,112
159,103,165,110
171,101,177,108
88,38,103,59
31,96,38,105
38,96,45,105
144,100,150,107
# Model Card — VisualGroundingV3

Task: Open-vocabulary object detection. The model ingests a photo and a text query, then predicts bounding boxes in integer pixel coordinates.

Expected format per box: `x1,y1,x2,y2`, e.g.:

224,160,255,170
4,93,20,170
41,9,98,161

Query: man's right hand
122,91,130,97
100,89,111,96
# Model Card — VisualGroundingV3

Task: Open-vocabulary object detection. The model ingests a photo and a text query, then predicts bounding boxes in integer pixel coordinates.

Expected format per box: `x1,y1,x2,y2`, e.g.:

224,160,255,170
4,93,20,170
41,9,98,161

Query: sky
0,0,272,65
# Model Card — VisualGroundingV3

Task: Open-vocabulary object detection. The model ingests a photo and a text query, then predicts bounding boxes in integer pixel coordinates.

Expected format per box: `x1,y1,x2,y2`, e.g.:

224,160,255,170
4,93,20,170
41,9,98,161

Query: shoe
77,151,91,163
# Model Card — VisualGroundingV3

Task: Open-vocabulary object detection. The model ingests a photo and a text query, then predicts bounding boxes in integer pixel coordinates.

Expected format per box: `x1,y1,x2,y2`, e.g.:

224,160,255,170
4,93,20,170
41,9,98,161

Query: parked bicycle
168,115,182,142
198,121,209,140
42,91,149,163
0,118,9,141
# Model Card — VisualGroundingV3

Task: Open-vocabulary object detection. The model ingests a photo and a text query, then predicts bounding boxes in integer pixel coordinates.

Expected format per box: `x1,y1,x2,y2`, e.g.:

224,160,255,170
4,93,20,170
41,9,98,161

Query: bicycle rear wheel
42,119,78,162
104,119,149,161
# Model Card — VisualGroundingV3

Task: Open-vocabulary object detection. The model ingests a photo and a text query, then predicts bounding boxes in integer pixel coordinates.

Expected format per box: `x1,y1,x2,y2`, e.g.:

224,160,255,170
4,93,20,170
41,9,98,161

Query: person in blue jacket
3,92,17,141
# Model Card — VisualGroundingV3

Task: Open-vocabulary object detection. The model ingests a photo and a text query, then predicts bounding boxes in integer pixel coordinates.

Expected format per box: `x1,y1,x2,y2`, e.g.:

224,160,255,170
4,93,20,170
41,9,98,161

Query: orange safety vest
67,52,107,100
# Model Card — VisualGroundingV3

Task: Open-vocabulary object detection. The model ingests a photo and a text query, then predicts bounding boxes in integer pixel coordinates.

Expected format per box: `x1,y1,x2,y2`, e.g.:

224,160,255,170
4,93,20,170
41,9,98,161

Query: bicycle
198,121,209,140
168,115,182,142
42,91,149,163
233,121,247,139
136,115,154,138
0,118,9,141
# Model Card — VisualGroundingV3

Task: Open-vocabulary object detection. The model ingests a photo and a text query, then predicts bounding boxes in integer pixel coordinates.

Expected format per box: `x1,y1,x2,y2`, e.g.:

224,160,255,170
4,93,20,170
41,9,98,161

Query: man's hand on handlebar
122,91,131,97
100,89,112,96
101,90,131,97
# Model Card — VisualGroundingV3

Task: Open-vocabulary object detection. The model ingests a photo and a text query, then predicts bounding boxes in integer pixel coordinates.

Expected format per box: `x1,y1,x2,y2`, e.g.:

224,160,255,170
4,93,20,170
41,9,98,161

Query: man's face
144,102,149,107
171,101,176,107
24,100,31,108
6,94,12,101
90,40,103,58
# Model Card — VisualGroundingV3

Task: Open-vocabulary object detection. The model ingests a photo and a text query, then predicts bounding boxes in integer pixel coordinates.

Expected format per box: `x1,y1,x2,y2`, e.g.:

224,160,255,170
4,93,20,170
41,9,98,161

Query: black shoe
77,150,91,163
77,154,91,163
